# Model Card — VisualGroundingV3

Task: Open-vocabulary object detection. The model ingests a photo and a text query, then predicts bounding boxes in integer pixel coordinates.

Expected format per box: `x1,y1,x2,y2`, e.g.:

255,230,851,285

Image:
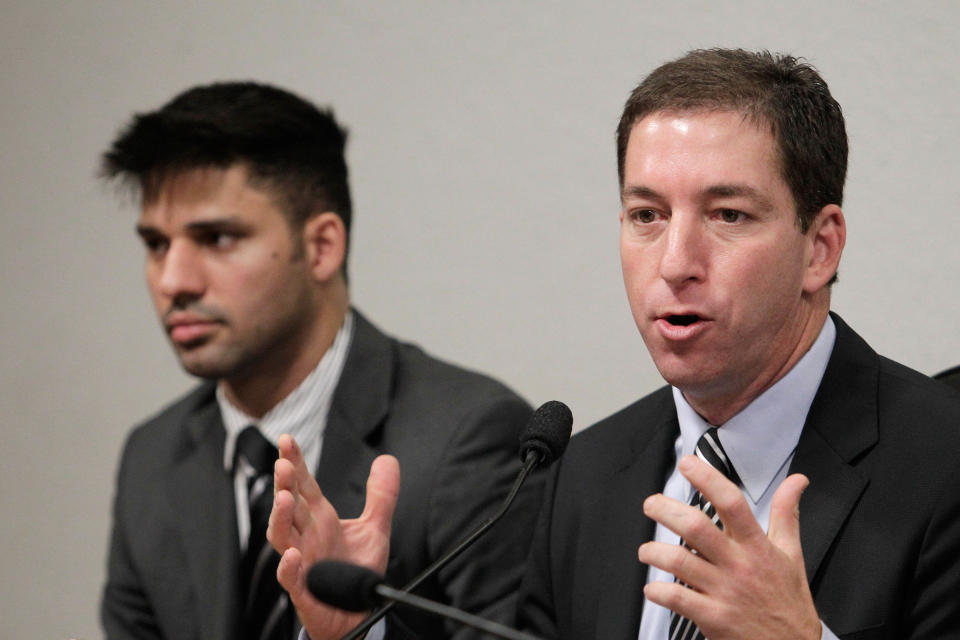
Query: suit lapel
167,390,240,640
792,314,878,585
595,404,679,640
318,311,394,518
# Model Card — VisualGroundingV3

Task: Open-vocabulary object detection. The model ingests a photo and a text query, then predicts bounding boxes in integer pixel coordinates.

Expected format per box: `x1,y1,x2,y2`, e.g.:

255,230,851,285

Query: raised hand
267,434,400,640
637,455,820,640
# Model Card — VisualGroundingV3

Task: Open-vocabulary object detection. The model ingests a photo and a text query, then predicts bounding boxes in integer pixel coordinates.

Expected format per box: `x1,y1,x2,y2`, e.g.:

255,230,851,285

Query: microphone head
306,561,383,612
519,400,573,467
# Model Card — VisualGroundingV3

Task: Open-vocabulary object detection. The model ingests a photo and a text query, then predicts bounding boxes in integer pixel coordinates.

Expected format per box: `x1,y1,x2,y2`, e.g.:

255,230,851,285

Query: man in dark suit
99,82,540,640
517,49,960,639
278,49,960,640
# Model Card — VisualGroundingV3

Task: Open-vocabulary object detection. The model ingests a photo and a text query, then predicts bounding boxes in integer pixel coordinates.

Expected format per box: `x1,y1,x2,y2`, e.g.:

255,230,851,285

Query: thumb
360,455,401,537
767,473,809,564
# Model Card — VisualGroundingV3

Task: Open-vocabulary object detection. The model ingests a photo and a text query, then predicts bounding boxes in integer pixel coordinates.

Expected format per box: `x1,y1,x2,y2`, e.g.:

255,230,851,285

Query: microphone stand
341,452,541,640
373,584,543,640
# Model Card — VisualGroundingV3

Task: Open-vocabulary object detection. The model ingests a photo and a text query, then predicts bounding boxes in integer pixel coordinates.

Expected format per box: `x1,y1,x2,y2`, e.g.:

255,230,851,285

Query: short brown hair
616,48,847,233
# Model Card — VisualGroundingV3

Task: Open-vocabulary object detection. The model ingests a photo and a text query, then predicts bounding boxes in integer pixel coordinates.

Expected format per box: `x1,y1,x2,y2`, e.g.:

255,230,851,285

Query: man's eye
718,209,745,223
201,232,238,248
630,209,658,224
141,237,168,255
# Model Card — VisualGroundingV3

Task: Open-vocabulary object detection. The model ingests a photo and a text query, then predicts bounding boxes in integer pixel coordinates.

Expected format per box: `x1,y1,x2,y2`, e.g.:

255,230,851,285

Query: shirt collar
219,311,354,472
672,315,836,504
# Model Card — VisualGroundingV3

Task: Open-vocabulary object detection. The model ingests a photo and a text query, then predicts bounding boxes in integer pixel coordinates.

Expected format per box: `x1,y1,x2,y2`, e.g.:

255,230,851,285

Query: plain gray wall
2,2,958,638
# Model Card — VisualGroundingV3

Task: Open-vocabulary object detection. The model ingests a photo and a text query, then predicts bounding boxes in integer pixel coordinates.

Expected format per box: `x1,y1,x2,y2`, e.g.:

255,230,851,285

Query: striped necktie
235,426,294,640
668,427,741,640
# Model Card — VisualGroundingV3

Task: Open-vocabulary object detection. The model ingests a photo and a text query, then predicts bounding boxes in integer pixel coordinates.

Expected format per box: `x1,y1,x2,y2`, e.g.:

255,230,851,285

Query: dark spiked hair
101,81,352,244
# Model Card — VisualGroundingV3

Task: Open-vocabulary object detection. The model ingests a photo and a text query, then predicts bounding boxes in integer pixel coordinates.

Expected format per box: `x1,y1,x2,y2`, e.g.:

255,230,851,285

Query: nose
658,213,706,287
153,241,205,302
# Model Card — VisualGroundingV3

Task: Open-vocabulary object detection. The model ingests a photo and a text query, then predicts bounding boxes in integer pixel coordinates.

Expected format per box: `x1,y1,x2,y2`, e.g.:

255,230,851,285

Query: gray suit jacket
518,314,960,639
102,310,541,640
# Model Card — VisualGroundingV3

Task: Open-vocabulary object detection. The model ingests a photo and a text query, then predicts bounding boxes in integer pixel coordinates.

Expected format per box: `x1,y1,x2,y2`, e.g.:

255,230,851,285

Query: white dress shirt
218,311,354,550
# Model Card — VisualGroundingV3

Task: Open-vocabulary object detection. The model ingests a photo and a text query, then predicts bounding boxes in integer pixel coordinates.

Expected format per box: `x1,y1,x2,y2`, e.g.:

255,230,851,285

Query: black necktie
668,427,741,640
235,426,294,640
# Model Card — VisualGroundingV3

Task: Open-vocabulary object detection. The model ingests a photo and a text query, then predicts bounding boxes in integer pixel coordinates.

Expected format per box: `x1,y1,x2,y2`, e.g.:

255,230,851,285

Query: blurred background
2,2,958,637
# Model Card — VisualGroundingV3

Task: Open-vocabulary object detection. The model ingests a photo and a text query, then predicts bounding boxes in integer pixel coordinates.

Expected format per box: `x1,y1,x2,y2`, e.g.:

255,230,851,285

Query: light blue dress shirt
638,316,839,640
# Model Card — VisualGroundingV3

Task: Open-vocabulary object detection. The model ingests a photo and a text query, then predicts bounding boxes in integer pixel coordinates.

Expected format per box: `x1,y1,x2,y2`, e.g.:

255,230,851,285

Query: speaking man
274,50,960,640
517,48,960,639
99,81,541,640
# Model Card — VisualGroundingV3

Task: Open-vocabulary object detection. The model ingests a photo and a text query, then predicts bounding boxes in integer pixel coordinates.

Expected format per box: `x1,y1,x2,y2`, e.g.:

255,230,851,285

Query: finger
268,489,301,552
277,546,306,602
359,455,401,537
637,540,718,591
289,483,323,538
276,459,339,543
643,578,712,626
642,492,729,563
276,435,325,505
679,455,764,542
767,473,809,563
274,457,297,495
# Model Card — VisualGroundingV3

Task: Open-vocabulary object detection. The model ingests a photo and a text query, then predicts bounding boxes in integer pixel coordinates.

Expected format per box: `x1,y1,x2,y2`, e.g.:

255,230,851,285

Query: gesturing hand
267,434,400,640
637,455,820,640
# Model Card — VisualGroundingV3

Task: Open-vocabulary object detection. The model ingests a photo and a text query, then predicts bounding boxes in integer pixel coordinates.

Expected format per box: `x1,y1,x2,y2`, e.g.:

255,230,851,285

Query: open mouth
666,314,701,326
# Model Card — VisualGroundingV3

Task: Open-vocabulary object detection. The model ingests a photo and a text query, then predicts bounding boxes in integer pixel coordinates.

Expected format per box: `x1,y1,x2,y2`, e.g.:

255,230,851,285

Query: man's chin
178,360,231,380
654,359,720,392
175,348,235,380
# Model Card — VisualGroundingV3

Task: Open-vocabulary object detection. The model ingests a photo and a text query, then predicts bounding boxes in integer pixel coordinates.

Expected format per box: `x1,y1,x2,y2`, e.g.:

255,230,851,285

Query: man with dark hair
100,81,542,640
517,48,960,639
275,50,960,640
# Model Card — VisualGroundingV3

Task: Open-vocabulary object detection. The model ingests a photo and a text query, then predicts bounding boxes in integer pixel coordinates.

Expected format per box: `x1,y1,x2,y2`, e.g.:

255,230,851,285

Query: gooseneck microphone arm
309,561,545,640
342,452,541,640
341,400,572,640
371,583,542,640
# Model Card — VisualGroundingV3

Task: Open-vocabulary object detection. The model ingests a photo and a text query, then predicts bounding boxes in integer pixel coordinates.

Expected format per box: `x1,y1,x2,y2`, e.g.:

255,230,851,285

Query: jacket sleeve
101,437,164,640
906,462,960,637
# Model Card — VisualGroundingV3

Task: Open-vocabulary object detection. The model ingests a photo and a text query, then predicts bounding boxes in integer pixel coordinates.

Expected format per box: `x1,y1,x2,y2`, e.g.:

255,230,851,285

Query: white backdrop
2,2,958,638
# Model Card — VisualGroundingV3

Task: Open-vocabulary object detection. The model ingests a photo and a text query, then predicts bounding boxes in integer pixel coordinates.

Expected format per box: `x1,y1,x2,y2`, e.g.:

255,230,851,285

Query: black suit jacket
102,311,542,640
518,314,960,639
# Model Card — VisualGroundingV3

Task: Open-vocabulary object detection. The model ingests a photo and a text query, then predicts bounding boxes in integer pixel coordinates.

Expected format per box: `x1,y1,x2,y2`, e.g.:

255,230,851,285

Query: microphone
341,401,573,639
519,399,573,467
308,561,545,640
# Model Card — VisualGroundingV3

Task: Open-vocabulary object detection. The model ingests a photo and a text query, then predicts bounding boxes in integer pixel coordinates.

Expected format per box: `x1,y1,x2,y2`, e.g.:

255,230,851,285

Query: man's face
620,111,817,410
137,165,318,380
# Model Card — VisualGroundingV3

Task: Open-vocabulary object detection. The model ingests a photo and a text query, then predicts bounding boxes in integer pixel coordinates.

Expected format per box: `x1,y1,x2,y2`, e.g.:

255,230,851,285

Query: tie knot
694,427,741,486
235,426,278,476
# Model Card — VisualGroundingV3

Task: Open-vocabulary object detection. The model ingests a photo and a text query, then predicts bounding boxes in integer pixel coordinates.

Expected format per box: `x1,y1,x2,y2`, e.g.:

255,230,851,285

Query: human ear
302,212,347,283
802,204,846,293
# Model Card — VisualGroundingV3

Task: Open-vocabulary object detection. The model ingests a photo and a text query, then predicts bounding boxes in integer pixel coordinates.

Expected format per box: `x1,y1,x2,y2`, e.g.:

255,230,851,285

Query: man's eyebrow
621,183,777,212
705,184,775,211
135,223,162,238
620,185,663,201
184,217,248,231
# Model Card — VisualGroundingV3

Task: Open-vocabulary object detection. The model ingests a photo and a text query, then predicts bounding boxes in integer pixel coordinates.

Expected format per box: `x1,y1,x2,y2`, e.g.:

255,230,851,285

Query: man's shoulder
878,354,960,408
819,314,960,463
874,354,960,443
393,337,524,403
831,313,960,422
352,310,530,414
560,385,675,476
121,382,218,458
